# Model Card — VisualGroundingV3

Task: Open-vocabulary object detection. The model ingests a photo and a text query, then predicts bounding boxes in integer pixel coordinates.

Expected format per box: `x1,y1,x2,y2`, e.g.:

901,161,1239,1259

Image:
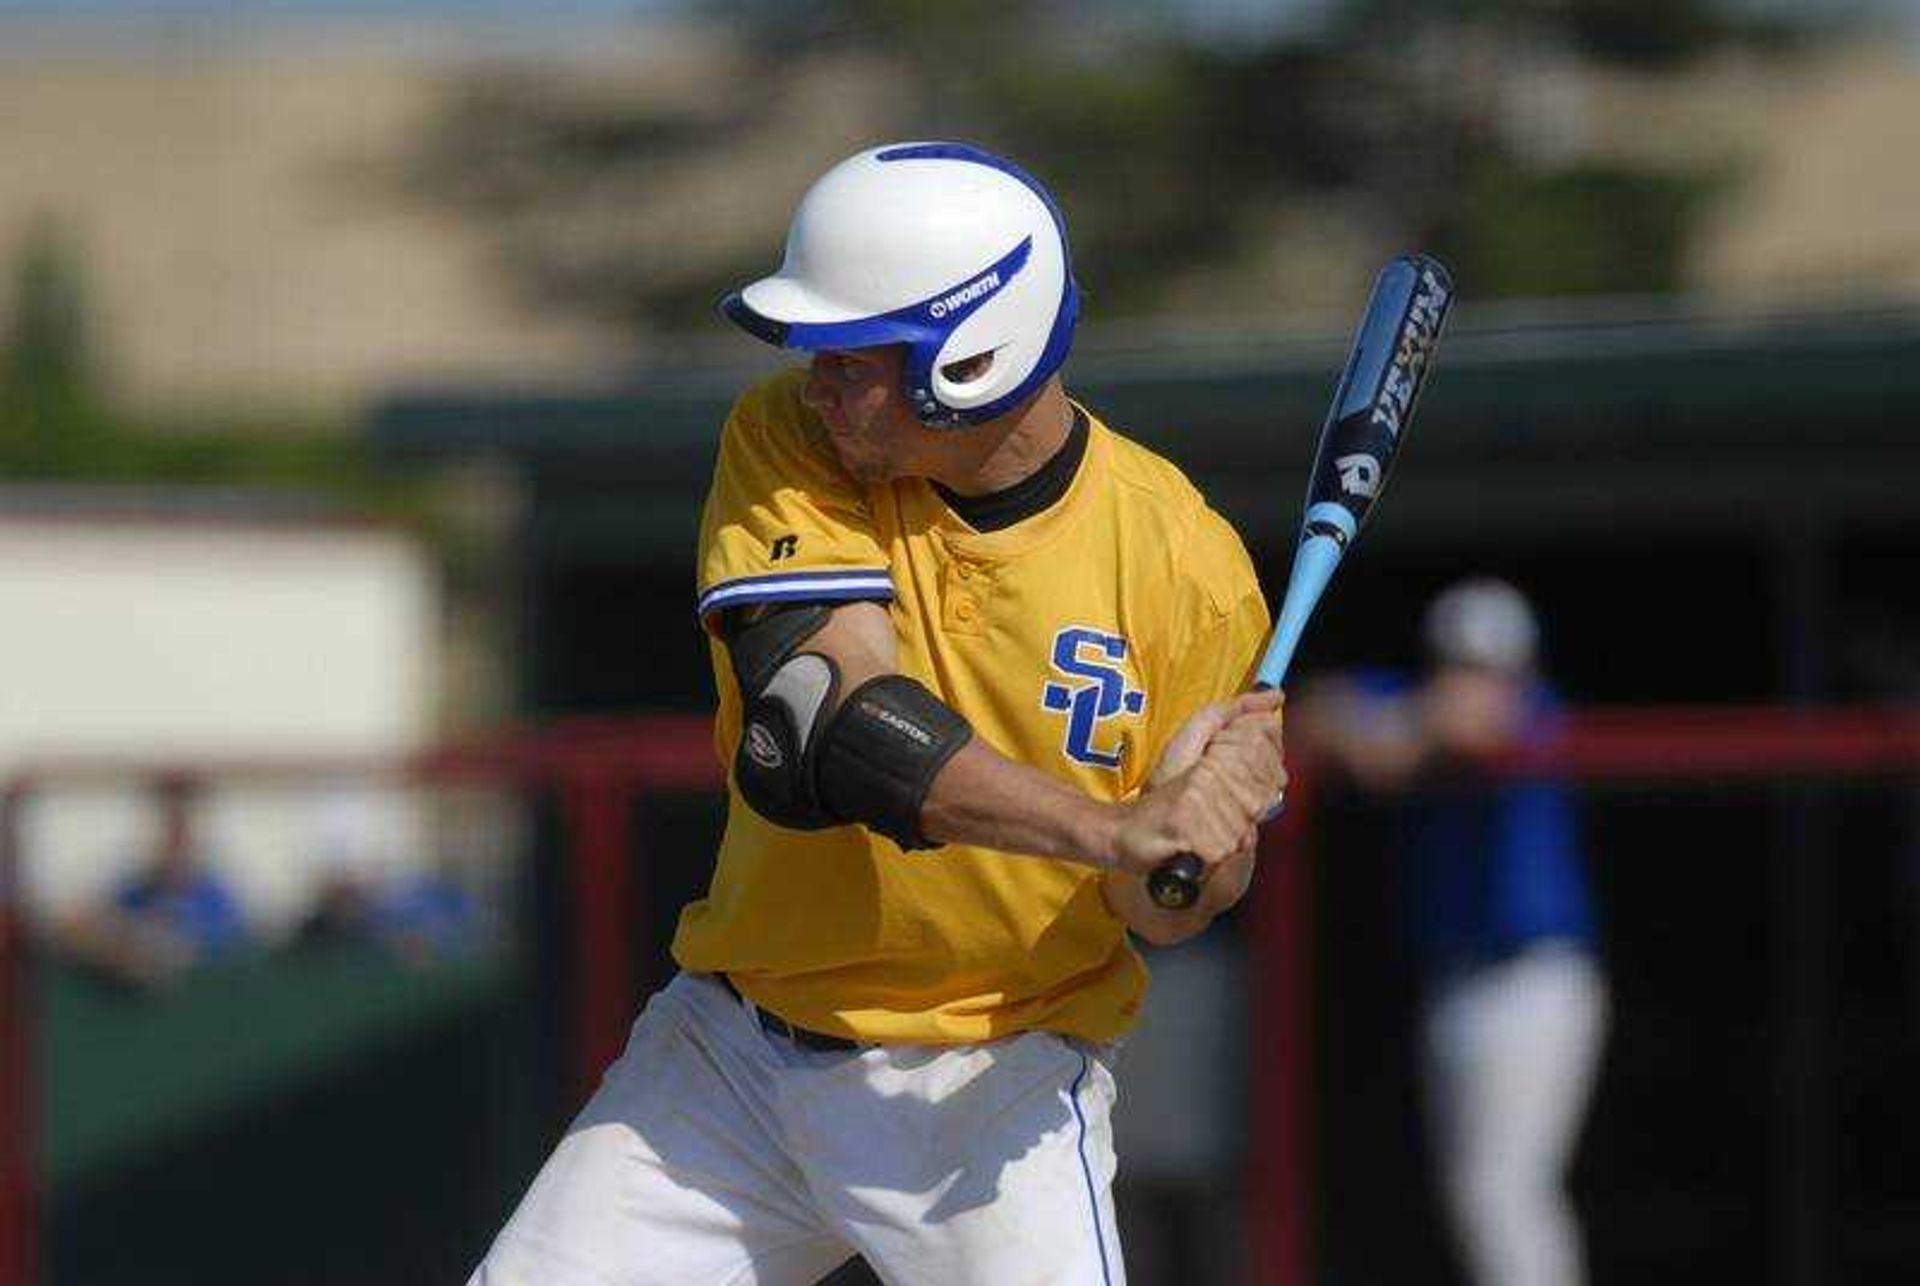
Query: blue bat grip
1255,531,1345,689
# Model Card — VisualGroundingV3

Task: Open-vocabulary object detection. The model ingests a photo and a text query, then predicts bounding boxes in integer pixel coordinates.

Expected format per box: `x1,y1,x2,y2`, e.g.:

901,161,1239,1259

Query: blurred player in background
53,773,249,991
295,791,487,968
468,141,1286,1285
1300,578,1608,1286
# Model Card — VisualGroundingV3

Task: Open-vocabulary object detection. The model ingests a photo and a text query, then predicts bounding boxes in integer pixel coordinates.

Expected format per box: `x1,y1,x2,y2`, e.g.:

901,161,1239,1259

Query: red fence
0,788,32,1286
4,706,1920,1286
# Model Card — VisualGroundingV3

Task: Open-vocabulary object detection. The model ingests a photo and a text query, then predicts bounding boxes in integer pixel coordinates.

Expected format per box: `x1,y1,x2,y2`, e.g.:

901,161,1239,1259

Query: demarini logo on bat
1336,453,1381,498
1371,265,1450,438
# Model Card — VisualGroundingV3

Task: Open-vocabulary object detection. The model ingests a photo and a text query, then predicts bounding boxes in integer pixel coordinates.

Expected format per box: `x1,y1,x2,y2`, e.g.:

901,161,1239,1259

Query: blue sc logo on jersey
1042,627,1147,770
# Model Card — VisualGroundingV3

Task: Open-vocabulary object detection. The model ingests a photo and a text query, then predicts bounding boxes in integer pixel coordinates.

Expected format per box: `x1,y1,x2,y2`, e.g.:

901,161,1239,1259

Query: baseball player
468,141,1284,1286
1300,579,1607,1286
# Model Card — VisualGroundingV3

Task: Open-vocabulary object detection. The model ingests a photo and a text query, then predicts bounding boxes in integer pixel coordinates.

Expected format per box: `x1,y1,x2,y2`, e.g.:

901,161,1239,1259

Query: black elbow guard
814,675,973,851
722,601,971,848
736,652,841,831
728,604,840,831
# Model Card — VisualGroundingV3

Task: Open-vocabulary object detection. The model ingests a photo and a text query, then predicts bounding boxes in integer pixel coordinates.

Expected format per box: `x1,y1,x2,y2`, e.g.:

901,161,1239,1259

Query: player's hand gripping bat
1145,254,1455,911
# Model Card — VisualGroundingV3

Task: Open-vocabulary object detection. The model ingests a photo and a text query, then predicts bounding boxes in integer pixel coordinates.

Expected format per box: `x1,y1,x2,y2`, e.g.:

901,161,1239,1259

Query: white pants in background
468,972,1126,1286
1423,942,1608,1286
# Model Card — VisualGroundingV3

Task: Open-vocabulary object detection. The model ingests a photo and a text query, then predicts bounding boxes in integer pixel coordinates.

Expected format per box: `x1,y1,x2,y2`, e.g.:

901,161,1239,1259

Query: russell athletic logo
1041,627,1146,770
927,270,1003,319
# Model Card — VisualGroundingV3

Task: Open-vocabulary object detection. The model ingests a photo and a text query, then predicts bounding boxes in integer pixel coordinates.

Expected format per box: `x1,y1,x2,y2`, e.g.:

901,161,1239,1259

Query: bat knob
1146,853,1205,910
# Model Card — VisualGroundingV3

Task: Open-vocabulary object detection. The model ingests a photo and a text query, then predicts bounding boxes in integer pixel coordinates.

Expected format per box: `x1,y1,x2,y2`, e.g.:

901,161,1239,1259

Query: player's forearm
734,601,1274,875
916,739,1121,870
752,602,1119,865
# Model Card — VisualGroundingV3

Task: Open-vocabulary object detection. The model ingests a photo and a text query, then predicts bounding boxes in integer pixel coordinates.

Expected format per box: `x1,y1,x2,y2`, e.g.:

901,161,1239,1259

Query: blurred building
0,491,438,932
0,18,645,412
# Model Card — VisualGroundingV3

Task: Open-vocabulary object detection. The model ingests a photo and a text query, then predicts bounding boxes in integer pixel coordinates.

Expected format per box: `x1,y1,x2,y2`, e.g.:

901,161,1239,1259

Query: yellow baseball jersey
672,367,1269,1044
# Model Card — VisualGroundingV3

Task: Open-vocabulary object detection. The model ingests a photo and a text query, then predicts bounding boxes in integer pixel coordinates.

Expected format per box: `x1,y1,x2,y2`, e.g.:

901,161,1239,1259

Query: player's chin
836,447,894,484
823,430,878,477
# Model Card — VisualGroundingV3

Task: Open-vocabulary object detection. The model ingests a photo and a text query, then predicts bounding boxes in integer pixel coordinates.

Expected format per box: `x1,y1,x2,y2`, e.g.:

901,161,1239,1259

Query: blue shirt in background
363,874,485,958
1354,670,1597,973
114,869,249,956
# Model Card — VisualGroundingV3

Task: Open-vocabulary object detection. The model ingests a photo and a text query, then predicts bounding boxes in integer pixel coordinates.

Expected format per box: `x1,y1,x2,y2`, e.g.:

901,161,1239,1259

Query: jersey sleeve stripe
696,569,895,617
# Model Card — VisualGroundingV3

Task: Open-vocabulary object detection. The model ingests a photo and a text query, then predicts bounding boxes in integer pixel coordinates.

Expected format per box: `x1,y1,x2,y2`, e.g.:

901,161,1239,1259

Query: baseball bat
1146,253,1455,911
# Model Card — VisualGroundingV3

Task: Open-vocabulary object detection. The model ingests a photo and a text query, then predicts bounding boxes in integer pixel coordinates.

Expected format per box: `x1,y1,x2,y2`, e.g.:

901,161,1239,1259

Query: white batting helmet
1423,578,1540,672
721,141,1081,427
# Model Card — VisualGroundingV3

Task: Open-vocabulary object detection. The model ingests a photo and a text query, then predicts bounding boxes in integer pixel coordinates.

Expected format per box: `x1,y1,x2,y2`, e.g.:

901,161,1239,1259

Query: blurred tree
1346,0,1812,66
0,223,423,513
0,220,116,476
1442,160,1727,297
397,0,1830,333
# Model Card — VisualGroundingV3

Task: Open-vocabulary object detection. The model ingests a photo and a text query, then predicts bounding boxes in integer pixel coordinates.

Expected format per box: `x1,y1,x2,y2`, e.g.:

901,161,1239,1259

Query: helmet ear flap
939,351,997,386
904,328,1013,428
900,341,952,425
927,343,1011,422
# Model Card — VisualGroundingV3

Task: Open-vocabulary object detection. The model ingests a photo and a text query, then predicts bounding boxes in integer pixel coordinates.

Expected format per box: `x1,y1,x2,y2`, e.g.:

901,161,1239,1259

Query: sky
0,0,674,14
0,0,1896,11
0,0,1911,42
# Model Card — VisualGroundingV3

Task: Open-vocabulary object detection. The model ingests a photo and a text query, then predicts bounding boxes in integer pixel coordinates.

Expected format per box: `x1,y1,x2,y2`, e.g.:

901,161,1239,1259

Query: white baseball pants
468,972,1127,1286
1422,942,1609,1286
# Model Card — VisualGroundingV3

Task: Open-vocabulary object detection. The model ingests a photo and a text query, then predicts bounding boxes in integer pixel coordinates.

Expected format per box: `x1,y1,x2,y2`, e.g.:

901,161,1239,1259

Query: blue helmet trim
719,293,788,347
786,235,1031,354
720,236,1029,355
